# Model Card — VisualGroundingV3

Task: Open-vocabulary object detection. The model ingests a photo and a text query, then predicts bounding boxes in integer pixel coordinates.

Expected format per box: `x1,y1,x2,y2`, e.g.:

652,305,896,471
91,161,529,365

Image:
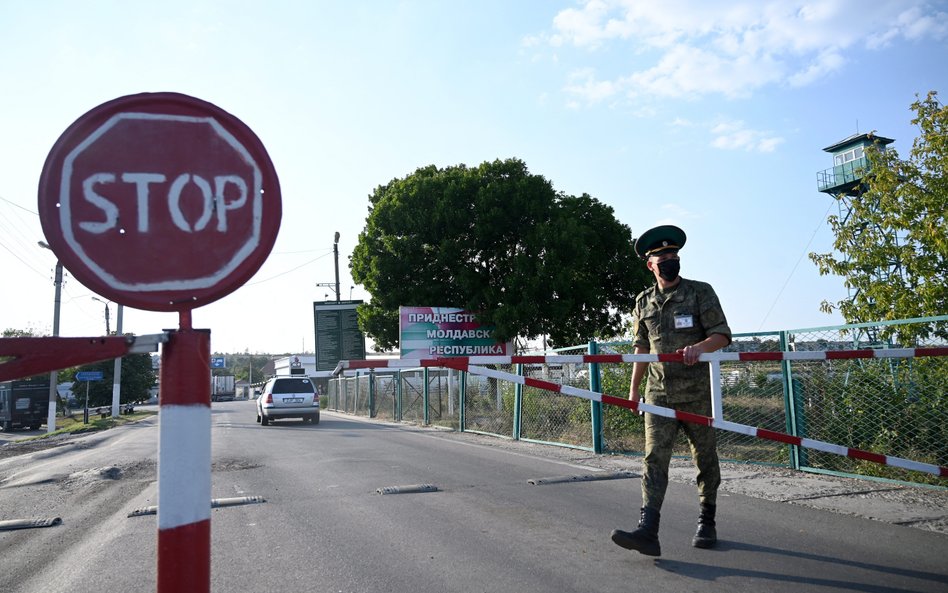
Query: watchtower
817,132,894,196
816,132,899,346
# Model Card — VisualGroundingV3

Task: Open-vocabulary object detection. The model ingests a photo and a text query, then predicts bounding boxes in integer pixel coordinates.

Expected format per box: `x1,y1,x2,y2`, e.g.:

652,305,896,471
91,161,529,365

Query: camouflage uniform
632,277,731,510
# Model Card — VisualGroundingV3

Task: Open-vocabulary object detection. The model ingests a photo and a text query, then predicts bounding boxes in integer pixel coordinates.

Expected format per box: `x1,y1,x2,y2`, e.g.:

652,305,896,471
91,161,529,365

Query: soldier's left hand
678,344,703,365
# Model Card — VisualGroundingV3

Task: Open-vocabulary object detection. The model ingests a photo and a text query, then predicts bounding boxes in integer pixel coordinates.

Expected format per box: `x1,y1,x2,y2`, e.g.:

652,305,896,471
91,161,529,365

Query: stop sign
38,92,281,311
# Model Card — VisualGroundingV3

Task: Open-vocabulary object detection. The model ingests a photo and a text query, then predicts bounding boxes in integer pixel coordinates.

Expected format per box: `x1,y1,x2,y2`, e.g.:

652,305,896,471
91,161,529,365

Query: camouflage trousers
641,397,720,511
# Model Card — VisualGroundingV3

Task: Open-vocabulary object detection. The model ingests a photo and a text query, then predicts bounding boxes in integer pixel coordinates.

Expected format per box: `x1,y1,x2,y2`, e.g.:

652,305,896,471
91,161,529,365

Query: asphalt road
0,401,945,593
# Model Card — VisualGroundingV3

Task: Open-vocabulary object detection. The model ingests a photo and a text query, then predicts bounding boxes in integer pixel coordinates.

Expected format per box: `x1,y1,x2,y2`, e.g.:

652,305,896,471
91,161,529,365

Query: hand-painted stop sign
38,92,281,311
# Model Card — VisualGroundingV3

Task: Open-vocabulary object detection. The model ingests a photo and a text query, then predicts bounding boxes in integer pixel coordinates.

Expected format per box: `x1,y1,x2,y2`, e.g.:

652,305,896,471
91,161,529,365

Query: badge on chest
674,314,695,329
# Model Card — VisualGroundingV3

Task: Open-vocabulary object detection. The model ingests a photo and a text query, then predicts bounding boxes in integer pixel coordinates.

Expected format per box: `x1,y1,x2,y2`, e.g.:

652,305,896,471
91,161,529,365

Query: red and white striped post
35,92,283,593
158,311,211,593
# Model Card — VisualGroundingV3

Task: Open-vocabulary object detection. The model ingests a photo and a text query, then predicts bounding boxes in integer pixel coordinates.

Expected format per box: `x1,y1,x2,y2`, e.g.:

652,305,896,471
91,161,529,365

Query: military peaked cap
634,224,686,259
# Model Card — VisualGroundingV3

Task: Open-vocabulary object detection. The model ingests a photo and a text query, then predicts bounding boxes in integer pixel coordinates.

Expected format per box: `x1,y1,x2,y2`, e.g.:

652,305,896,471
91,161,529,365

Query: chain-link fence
425,368,460,429
326,368,461,429
598,317,947,485
464,364,517,437
373,373,397,421
521,360,593,447
327,315,947,486
598,336,790,464
779,319,947,485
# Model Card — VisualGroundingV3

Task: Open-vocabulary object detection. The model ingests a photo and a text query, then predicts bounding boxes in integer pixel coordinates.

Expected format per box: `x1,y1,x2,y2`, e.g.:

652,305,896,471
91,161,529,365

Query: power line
0,194,49,279
757,199,836,331
245,252,333,286
0,194,37,215
271,247,334,256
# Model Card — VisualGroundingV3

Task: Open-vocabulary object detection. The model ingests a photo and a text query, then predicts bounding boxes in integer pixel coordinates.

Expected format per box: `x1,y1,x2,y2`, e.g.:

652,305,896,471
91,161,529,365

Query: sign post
76,370,103,424
38,92,281,593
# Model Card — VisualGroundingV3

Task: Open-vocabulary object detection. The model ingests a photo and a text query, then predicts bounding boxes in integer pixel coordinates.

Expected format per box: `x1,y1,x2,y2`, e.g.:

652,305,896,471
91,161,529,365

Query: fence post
354,372,360,415
459,370,466,432
423,367,431,425
395,370,402,422
368,370,376,418
588,341,604,454
513,363,523,441
780,330,806,469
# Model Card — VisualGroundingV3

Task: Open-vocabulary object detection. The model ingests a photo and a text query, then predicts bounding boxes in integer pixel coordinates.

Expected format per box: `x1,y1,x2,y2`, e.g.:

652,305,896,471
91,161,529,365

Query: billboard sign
314,300,365,372
399,306,513,359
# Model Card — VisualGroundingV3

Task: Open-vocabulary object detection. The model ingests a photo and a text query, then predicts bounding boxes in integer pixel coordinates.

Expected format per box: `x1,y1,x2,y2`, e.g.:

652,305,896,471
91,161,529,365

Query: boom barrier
334,347,948,478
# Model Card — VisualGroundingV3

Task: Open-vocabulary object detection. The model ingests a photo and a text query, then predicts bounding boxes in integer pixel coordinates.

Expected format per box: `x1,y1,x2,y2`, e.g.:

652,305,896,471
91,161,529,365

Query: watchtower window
834,146,866,166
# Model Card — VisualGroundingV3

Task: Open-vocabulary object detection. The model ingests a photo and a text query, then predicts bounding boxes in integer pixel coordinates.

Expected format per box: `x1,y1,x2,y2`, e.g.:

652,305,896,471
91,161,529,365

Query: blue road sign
211,357,226,369
76,371,104,381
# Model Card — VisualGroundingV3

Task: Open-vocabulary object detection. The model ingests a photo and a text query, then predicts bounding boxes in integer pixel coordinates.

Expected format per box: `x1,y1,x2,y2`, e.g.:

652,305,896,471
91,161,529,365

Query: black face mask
656,258,680,282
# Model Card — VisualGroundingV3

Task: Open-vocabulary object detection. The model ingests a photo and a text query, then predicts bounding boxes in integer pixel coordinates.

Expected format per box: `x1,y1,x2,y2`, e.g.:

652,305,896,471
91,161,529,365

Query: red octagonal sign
38,92,281,312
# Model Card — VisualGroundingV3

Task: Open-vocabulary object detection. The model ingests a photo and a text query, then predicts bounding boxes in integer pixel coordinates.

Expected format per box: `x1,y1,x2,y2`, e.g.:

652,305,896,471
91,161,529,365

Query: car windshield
272,379,314,394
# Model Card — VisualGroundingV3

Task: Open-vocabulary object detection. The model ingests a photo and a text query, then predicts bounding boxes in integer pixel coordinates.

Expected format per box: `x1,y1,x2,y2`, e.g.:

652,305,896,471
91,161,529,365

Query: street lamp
316,233,343,302
91,296,111,334
333,231,341,303
37,241,62,434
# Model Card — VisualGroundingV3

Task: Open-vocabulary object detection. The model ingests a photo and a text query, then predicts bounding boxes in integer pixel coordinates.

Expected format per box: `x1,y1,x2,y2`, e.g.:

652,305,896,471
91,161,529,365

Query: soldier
611,224,732,557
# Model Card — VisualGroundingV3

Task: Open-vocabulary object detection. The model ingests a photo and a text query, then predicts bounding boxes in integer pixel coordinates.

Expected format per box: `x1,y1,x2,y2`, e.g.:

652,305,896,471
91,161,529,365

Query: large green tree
810,92,947,338
351,158,649,350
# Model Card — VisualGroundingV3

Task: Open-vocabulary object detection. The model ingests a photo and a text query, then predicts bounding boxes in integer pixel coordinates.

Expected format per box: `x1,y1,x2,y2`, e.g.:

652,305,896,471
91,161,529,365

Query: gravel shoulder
417,422,948,535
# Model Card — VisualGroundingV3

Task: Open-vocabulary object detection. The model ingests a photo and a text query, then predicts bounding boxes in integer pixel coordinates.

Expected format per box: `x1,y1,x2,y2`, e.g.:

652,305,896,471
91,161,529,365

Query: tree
72,354,156,406
3,328,36,337
810,92,947,339
350,158,650,350
213,352,269,383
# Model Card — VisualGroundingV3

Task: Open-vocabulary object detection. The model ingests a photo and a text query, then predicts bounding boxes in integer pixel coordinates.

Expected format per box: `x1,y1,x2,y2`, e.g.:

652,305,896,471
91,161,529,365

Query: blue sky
1,0,946,355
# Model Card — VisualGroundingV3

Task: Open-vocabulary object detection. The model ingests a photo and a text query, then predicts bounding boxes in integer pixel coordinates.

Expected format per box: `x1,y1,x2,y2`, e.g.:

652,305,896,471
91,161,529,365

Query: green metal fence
327,315,947,486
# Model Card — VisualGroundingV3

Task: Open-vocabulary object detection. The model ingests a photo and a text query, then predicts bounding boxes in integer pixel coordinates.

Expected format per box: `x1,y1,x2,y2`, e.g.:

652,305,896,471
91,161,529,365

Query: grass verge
15,411,157,442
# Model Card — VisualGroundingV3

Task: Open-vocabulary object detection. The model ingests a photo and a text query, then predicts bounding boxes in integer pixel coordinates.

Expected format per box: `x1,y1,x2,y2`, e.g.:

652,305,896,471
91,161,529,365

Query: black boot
611,507,661,556
692,503,717,548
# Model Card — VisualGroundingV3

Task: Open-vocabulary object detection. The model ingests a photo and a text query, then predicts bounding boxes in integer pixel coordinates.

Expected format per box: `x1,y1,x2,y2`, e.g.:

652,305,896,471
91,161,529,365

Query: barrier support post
588,341,604,454
157,312,211,593
513,364,523,441
708,359,724,421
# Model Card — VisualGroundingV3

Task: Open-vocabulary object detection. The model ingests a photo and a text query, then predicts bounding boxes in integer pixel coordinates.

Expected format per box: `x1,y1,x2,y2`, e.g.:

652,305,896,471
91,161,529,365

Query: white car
256,376,319,425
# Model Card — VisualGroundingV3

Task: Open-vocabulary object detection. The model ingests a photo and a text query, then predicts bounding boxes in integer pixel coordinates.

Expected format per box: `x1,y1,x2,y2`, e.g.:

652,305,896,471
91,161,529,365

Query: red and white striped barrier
335,347,948,371
333,347,948,478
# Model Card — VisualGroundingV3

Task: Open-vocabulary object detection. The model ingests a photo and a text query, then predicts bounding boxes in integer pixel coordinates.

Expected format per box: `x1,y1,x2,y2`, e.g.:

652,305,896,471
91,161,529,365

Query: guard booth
816,132,894,195
0,376,50,431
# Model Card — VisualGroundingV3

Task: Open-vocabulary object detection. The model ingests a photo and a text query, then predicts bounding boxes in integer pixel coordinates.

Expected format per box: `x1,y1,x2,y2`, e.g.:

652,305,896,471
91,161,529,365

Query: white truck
210,375,236,402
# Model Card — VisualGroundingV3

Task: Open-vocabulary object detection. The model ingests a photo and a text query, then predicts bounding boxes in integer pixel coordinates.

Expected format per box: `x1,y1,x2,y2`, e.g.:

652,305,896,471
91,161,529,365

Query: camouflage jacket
633,278,732,404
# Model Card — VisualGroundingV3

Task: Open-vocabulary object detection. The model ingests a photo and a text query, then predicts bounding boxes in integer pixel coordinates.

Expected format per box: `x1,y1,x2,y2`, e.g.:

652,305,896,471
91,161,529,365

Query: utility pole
93,296,111,334
47,258,63,433
333,231,341,303
317,232,344,302
92,296,123,417
111,304,124,417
